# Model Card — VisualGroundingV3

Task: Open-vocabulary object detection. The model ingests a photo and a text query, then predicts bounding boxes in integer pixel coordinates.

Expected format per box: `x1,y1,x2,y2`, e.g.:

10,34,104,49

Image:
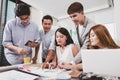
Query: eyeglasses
19,16,30,21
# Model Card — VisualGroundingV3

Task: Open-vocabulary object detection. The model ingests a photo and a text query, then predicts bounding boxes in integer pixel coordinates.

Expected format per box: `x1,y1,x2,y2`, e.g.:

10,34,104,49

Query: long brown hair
88,24,120,49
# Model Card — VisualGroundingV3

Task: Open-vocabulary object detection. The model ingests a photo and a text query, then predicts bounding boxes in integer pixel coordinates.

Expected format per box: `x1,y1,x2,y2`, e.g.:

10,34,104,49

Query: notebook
81,49,120,76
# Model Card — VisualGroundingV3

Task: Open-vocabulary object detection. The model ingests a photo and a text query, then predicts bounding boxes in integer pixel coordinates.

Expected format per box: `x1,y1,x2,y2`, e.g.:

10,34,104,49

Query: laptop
81,49,120,76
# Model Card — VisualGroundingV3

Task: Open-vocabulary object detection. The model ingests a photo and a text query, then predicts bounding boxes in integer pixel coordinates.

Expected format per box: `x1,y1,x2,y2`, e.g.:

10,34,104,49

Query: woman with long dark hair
50,27,79,68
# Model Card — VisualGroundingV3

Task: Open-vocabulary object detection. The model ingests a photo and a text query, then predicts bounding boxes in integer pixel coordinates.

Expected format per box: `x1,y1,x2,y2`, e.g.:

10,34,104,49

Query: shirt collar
83,16,88,28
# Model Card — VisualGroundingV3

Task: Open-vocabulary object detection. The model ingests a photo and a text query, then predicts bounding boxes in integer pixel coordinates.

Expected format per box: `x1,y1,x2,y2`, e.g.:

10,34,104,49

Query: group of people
2,2,119,72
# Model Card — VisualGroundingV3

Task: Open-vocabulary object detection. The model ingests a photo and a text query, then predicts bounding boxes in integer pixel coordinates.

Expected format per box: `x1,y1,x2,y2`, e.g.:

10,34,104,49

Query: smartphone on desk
25,40,39,48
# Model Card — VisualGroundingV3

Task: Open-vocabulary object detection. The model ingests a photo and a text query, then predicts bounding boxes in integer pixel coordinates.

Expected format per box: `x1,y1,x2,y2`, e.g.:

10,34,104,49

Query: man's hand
32,56,37,64
41,62,49,69
17,47,28,55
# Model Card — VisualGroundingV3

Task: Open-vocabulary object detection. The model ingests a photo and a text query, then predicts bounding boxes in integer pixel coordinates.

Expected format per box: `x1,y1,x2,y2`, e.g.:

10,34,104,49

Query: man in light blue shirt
2,4,40,66
40,15,55,63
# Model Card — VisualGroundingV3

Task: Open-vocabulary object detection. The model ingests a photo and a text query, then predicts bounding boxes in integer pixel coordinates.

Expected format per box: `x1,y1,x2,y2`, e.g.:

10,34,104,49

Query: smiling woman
88,24,120,49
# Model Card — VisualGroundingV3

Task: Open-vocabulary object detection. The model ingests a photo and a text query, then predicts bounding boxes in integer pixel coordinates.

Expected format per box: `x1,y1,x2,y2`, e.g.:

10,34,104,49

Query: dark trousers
1,53,11,66
42,58,46,63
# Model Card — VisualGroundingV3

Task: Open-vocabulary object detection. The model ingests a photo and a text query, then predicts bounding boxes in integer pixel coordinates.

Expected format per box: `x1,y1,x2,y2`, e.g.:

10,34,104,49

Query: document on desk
0,70,38,80
18,66,71,79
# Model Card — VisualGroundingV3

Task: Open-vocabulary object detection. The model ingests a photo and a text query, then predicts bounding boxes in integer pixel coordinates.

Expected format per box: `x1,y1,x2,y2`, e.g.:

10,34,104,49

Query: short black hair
67,2,84,14
42,15,53,23
55,27,74,46
15,3,30,17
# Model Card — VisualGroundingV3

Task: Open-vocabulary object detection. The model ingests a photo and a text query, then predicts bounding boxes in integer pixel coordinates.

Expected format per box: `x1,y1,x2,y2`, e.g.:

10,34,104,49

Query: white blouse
56,44,74,64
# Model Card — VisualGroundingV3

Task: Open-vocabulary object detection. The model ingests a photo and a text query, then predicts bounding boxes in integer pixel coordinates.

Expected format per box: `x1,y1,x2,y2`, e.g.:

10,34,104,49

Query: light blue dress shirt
39,29,55,59
2,17,40,64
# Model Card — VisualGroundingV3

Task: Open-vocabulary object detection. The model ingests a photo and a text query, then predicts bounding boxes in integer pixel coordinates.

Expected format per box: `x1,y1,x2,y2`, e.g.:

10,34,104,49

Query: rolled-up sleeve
2,22,13,47
49,35,55,50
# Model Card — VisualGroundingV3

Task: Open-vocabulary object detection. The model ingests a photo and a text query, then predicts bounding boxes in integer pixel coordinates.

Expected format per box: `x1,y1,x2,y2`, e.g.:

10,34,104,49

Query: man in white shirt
67,2,96,64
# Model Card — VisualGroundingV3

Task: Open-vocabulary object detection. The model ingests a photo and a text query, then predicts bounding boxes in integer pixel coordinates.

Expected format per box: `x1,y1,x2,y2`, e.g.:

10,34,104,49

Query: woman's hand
58,62,73,70
49,62,57,69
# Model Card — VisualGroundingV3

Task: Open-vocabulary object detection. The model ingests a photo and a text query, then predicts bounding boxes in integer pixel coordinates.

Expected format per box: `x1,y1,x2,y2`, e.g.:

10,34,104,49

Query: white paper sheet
18,66,71,79
0,70,38,80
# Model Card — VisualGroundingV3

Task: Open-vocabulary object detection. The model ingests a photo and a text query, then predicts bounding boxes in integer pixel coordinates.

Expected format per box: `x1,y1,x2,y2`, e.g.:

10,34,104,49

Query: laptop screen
81,49,120,76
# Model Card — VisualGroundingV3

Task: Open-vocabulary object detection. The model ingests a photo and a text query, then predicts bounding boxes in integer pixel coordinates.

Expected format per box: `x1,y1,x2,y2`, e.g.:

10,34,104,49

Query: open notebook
81,49,120,76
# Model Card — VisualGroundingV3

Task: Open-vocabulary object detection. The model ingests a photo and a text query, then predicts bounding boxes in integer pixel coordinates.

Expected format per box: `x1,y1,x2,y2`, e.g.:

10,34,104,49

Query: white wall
58,17,75,30
114,0,120,45
86,8,114,24
30,7,43,30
